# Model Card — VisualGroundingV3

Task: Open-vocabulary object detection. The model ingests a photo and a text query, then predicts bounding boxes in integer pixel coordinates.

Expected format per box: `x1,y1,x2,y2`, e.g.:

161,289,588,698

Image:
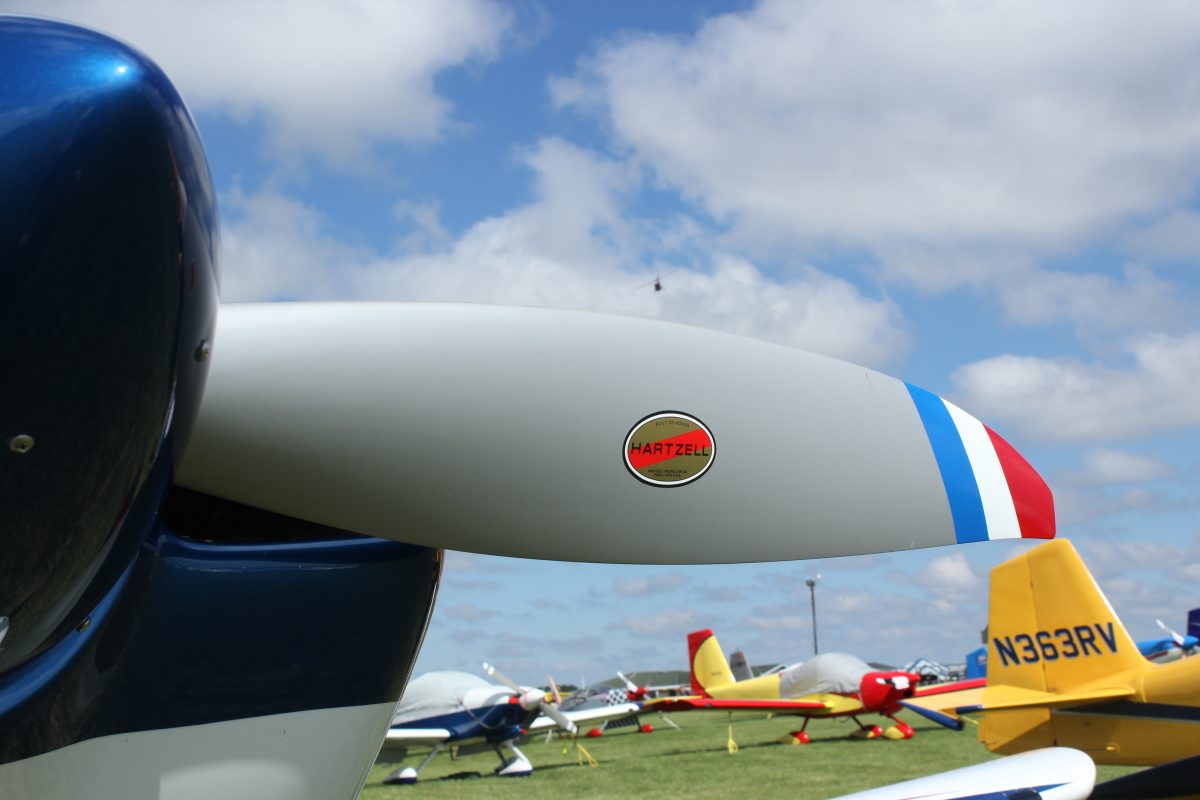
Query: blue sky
18,0,1200,685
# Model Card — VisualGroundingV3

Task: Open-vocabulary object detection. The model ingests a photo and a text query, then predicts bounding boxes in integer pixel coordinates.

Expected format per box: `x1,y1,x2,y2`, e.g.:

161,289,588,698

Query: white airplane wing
377,727,453,764
526,702,641,733
383,728,452,744
831,747,1095,800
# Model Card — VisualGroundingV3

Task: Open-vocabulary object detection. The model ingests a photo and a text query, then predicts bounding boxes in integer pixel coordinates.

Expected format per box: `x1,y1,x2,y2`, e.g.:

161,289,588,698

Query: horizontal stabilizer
178,303,1054,563
902,681,1134,726
960,685,1134,715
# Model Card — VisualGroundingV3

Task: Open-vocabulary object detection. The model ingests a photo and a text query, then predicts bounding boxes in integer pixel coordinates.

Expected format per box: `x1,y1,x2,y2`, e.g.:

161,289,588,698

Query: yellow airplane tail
988,538,1145,693
981,538,1147,754
688,629,735,694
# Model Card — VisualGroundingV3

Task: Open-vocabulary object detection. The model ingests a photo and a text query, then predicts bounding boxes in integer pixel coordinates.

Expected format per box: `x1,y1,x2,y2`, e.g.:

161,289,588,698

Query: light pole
806,574,821,655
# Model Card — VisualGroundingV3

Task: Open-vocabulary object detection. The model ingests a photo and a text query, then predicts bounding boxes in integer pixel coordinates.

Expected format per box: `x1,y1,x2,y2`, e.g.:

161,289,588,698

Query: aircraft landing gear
780,717,811,745
383,743,443,785
848,716,884,739
493,742,532,777
881,716,915,740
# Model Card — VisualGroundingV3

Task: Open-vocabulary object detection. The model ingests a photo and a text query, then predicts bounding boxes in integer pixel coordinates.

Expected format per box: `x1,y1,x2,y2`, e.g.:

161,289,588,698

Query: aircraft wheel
383,767,419,785
496,757,533,777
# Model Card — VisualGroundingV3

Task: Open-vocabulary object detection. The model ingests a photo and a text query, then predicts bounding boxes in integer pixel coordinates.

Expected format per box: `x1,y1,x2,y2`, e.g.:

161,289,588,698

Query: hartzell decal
624,412,715,487
993,622,1119,667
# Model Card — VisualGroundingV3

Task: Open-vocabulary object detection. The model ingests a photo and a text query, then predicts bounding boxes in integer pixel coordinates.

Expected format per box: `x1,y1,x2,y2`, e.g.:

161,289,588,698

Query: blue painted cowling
0,488,441,766
0,20,442,793
0,16,218,674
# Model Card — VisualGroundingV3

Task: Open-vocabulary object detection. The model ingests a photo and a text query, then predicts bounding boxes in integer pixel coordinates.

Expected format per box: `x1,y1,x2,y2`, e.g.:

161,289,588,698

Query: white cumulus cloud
951,332,1200,442
441,603,501,622
222,138,909,365
622,609,700,637
915,552,981,597
18,0,512,166
1124,210,1200,263
1063,448,1174,487
613,573,689,598
555,0,1200,286
998,266,1194,339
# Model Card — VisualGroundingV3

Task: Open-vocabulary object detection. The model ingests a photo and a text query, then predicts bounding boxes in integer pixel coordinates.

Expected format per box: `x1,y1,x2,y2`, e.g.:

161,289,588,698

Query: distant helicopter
635,269,677,292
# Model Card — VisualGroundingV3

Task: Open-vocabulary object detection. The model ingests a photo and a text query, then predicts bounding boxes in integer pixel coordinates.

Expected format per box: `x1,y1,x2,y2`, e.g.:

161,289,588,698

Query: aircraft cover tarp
392,671,493,723
779,653,870,697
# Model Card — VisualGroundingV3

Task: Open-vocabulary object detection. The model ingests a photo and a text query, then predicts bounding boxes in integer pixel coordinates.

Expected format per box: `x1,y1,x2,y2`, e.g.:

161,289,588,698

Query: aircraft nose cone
0,17,218,674
520,689,543,711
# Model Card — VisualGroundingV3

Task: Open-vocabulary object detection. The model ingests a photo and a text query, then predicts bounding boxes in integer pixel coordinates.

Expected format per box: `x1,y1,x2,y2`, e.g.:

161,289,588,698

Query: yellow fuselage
983,656,1200,765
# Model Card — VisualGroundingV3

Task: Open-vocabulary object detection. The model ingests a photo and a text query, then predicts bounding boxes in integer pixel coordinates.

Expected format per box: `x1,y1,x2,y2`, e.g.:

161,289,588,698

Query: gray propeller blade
538,701,576,735
1157,619,1186,647
481,662,521,694
177,302,1054,563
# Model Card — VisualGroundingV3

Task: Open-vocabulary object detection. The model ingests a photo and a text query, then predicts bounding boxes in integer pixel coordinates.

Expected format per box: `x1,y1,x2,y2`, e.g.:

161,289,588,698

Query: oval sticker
624,412,715,487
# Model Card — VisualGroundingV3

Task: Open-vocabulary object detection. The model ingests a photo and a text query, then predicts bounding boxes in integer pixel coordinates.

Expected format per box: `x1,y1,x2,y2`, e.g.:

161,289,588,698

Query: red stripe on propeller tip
985,426,1055,539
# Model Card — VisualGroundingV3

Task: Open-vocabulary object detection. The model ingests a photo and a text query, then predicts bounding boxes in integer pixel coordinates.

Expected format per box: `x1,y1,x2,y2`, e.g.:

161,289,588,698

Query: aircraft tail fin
979,539,1147,755
1188,607,1200,642
987,539,1145,695
729,649,753,682
688,629,735,694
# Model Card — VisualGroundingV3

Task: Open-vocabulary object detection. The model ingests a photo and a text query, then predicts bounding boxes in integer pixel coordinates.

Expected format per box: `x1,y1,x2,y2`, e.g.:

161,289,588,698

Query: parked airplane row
380,539,1198,798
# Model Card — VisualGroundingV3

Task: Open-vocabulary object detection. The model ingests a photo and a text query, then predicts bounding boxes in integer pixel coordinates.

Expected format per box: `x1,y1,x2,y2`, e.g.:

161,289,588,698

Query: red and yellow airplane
645,629,921,743
904,538,1200,769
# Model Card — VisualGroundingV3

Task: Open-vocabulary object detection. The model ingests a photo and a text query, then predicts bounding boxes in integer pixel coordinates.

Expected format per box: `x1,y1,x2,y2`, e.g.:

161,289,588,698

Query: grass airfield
359,712,1140,798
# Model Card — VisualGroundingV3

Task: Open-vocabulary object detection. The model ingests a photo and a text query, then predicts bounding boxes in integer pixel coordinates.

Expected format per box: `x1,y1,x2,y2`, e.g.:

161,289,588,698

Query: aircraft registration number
993,623,1118,667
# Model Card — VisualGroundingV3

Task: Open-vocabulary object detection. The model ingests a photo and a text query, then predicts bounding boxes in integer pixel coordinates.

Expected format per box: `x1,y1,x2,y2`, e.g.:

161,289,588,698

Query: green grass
359,712,1141,799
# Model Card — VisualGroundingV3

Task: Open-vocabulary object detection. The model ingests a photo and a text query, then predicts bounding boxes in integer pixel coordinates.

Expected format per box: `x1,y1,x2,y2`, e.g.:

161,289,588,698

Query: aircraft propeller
616,671,647,701
176,302,1056,565
1157,619,1187,648
483,662,577,734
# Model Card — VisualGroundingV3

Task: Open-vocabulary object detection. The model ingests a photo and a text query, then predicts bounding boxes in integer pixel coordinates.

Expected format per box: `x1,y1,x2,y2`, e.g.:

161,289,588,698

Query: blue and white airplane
0,16,1056,800
379,665,639,783
1137,615,1200,663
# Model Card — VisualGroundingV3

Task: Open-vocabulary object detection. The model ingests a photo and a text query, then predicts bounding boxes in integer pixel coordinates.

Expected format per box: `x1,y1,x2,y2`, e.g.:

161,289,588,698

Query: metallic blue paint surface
0,563,134,720
1139,635,1200,660
0,18,442,772
0,16,219,674
0,493,441,765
